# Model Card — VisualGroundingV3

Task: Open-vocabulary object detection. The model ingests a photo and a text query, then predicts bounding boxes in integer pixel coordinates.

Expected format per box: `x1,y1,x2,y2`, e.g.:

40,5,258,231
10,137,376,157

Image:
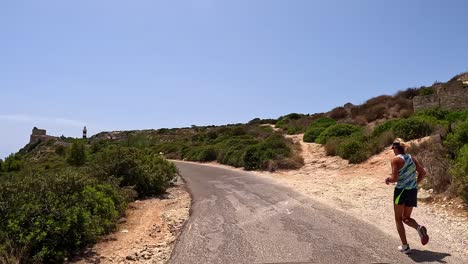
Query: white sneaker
398,244,411,254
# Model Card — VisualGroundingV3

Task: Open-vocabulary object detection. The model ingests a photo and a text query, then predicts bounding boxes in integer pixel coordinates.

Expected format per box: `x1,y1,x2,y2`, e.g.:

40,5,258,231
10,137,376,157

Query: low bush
445,119,468,157
303,117,336,143
303,127,326,143
415,108,450,120
0,171,123,263
336,138,369,164
184,146,217,162
55,145,66,156
135,154,178,196
375,131,395,151
90,147,176,197
372,119,399,137
418,87,435,96
287,126,303,135
445,109,468,123
2,154,23,172
243,135,291,170
393,117,434,140
316,124,363,144
451,145,468,203
67,141,87,166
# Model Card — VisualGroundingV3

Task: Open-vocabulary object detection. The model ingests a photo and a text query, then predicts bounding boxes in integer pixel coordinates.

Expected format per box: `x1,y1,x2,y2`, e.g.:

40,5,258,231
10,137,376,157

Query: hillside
0,72,467,262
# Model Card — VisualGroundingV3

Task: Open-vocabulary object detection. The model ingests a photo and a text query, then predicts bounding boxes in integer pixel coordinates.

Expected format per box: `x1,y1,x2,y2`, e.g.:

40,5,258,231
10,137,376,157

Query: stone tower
30,127,49,144
83,126,87,139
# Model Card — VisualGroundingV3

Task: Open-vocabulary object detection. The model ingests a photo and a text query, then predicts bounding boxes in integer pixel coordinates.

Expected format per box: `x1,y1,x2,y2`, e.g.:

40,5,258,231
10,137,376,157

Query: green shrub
275,119,286,129
445,110,468,123
336,138,369,164
0,159,3,172
316,124,363,144
243,145,264,170
304,127,325,142
393,117,434,140
445,119,468,157
287,126,303,135
311,117,336,128
375,131,395,151
3,153,23,172
184,146,217,162
242,135,291,170
419,87,435,96
0,171,123,262
124,133,151,148
372,119,399,137
153,142,189,159
135,154,178,196
303,117,337,143
221,145,248,167
67,141,87,166
55,145,66,156
450,145,468,203
90,147,176,197
415,108,450,120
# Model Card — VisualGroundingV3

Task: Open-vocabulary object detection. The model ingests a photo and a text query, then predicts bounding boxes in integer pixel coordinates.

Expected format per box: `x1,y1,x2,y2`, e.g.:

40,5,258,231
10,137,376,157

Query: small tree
3,154,22,172
0,158,3,172
67,141,86,166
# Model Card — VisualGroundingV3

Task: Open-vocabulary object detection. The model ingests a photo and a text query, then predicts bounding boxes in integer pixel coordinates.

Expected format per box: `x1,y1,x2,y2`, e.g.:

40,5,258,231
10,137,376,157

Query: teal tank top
395,154,417,190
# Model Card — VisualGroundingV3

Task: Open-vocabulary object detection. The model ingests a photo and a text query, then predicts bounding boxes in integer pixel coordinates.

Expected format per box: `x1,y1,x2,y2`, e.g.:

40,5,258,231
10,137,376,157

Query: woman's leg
402,206,419,230
394,204,407,245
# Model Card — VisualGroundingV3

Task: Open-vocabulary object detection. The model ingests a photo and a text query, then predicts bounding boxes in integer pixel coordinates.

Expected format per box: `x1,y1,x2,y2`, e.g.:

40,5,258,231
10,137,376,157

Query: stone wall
413,81,468,111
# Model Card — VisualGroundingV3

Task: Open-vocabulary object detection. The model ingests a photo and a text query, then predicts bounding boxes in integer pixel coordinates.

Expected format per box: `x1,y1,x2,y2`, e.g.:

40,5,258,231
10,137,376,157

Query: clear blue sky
1,0,468,158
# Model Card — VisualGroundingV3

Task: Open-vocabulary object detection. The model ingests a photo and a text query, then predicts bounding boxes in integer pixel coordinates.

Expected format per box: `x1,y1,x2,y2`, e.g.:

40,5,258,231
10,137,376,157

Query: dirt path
72,185,191,264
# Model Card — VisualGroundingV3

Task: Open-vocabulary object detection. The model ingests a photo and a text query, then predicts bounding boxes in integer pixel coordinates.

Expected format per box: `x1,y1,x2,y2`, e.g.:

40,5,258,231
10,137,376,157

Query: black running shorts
394,188,417,207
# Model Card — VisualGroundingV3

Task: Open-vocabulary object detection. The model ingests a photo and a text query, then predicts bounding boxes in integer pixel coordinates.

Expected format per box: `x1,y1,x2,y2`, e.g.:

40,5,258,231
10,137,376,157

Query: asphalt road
169,161,457,264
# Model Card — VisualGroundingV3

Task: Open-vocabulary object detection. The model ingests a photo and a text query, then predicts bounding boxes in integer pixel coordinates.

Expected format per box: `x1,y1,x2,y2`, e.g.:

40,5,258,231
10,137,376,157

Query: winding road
169,161,457,264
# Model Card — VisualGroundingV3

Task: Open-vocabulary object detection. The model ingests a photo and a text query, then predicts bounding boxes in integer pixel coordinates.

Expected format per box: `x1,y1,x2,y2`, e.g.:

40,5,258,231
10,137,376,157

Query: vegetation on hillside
1,72,467,262
0,140,177,262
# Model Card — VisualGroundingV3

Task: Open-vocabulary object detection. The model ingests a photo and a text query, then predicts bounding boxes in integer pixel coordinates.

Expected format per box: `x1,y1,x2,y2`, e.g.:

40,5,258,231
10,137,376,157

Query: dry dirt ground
72,185,191,264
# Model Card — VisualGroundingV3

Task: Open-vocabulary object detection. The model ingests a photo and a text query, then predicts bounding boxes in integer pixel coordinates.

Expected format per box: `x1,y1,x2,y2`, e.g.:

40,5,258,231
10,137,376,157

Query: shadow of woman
407,249,451,263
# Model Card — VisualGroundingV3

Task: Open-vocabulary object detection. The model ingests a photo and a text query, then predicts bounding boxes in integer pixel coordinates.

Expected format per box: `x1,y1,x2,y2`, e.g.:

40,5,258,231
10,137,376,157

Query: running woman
385,138,430,254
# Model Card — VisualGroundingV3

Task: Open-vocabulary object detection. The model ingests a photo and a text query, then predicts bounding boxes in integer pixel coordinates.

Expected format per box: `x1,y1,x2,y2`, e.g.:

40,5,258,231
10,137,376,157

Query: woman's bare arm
413,156,427,184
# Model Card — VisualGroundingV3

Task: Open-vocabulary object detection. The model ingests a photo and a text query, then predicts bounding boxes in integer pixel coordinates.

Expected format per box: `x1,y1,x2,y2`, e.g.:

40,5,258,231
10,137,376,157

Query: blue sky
1,0,467,159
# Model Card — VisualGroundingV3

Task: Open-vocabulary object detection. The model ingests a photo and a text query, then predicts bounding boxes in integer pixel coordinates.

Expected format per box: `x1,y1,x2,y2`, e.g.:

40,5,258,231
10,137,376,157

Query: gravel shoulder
72,185,191,264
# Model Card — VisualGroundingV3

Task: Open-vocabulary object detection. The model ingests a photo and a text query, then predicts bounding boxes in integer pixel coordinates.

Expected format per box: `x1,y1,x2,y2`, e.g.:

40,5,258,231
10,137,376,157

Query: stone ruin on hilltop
413,73,468,112
30,127,54,144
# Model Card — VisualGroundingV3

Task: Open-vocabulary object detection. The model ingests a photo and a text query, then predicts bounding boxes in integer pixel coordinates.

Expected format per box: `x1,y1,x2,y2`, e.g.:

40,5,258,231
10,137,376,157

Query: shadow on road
407,249,451,263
